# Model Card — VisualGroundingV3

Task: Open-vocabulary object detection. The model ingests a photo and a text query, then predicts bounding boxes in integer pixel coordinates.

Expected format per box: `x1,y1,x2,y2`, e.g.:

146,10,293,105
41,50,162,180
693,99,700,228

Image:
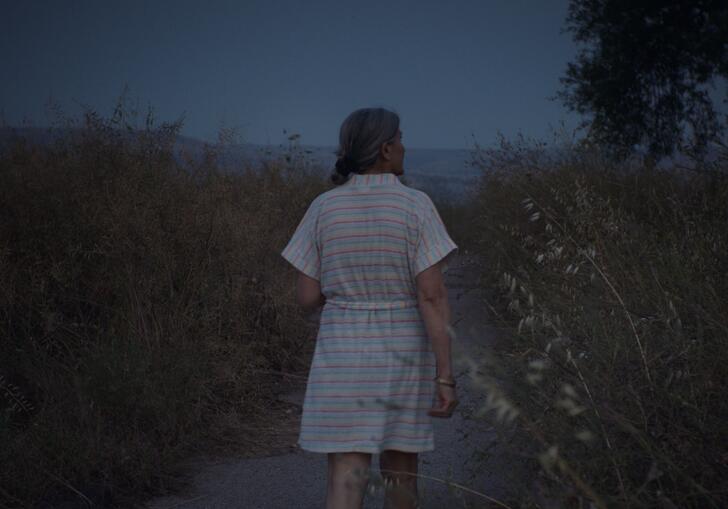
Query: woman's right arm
415,260,453,379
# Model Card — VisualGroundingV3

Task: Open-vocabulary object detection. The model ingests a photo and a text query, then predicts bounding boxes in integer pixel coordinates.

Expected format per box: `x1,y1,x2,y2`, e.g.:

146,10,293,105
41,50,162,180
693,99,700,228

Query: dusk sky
5,0,589,149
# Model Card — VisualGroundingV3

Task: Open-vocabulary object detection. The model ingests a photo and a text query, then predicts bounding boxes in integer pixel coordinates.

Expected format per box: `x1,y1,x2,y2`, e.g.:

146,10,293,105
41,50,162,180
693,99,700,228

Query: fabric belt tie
326,297,418,310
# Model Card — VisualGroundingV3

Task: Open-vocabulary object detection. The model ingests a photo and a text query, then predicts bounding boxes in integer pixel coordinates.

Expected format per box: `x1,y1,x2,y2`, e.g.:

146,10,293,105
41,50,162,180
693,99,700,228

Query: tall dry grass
463,134,728,508
6,101,726,509
0,108,329,507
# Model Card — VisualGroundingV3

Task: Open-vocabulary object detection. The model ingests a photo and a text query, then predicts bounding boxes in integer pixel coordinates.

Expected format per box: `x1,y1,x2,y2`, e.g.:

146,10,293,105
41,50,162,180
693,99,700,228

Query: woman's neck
361,169,392,175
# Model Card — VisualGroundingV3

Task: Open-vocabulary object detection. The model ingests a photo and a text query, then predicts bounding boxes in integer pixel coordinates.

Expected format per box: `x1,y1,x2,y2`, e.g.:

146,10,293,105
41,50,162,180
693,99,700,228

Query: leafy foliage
558,0,728,159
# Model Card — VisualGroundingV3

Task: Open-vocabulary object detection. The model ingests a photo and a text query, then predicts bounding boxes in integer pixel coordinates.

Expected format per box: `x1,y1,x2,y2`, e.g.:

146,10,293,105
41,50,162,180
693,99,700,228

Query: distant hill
233,142,483,203
0,127,483,203
4,125,723,203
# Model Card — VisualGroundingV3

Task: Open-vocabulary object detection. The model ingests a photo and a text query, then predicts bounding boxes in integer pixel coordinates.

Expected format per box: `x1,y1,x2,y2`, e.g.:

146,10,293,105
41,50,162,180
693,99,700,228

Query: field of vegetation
0,110,329,507
1,108,726,508
461,135,728,508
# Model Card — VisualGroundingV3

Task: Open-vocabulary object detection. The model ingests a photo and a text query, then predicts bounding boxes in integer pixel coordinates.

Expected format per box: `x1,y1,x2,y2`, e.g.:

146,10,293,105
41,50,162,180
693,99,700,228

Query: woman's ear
380,141,393,162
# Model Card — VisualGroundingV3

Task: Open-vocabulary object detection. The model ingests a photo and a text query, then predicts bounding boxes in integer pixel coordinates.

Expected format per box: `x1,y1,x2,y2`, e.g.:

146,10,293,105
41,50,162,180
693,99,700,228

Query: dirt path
143,253,533,509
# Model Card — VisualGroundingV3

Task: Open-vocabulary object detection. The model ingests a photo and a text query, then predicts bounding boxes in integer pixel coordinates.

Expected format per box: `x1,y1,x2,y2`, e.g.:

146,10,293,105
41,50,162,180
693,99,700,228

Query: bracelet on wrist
433,376,456,387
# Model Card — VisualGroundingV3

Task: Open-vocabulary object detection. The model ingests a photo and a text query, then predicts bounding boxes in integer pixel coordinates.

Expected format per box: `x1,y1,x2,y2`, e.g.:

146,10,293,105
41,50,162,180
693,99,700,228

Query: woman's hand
428,383,458,418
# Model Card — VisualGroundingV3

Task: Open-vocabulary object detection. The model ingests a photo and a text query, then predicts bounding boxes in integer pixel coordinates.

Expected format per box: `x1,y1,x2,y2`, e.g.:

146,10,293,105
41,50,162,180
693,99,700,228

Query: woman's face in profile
388,129,405,174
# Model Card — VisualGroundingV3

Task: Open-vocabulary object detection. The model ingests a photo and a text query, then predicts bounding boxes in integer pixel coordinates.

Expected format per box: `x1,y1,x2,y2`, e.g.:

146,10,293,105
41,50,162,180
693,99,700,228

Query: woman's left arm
296,271,326,314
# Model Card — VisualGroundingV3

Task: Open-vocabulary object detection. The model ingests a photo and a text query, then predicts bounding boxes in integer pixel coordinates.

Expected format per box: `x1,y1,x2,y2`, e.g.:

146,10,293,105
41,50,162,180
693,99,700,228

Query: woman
281,107,459,509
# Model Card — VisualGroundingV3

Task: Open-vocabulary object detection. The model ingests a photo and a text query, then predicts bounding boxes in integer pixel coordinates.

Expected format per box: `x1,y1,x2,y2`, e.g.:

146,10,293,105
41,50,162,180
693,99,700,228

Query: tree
557,0,728,160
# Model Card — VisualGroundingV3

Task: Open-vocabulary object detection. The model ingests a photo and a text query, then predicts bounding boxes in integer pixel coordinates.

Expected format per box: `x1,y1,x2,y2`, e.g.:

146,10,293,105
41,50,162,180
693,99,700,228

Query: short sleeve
412,196,458,277
281,197,321,281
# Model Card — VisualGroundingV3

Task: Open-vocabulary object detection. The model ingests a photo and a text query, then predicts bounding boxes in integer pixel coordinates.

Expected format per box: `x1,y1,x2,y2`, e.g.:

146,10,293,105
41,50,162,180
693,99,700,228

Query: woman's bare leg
326,452,372,509
379,450,419,509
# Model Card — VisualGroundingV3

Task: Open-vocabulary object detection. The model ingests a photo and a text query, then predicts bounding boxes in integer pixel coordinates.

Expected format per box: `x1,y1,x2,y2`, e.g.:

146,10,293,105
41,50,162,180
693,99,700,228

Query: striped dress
280,171,458,453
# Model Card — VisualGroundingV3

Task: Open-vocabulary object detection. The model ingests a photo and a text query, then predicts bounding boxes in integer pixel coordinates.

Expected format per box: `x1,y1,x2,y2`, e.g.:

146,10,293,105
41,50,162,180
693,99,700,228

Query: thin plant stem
569,355,626,501
524,192,654,389
378,468,514,509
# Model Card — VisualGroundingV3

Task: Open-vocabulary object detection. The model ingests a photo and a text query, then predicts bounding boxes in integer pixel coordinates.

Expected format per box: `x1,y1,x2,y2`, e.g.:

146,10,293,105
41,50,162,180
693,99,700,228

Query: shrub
0,107,328,507
466,135,728,508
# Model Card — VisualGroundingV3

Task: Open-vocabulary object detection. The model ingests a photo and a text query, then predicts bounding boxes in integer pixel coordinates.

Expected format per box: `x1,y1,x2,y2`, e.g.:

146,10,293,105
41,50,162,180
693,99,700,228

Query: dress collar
346,172,401,186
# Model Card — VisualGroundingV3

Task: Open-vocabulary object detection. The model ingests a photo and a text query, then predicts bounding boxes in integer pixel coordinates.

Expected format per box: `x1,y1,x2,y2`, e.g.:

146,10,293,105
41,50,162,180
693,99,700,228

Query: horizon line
0,125,475,152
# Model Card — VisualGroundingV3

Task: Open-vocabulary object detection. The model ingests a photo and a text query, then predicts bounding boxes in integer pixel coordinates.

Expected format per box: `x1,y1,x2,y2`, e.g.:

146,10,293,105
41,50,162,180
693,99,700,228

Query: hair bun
335,155,356,175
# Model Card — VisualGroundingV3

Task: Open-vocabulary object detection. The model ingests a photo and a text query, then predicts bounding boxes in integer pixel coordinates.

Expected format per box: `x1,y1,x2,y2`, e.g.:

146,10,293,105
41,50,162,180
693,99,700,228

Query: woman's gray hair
331,108,400,185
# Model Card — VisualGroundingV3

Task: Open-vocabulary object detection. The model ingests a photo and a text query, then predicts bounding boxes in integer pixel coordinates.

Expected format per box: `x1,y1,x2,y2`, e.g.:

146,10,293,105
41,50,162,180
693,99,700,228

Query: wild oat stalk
521,193,654,389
